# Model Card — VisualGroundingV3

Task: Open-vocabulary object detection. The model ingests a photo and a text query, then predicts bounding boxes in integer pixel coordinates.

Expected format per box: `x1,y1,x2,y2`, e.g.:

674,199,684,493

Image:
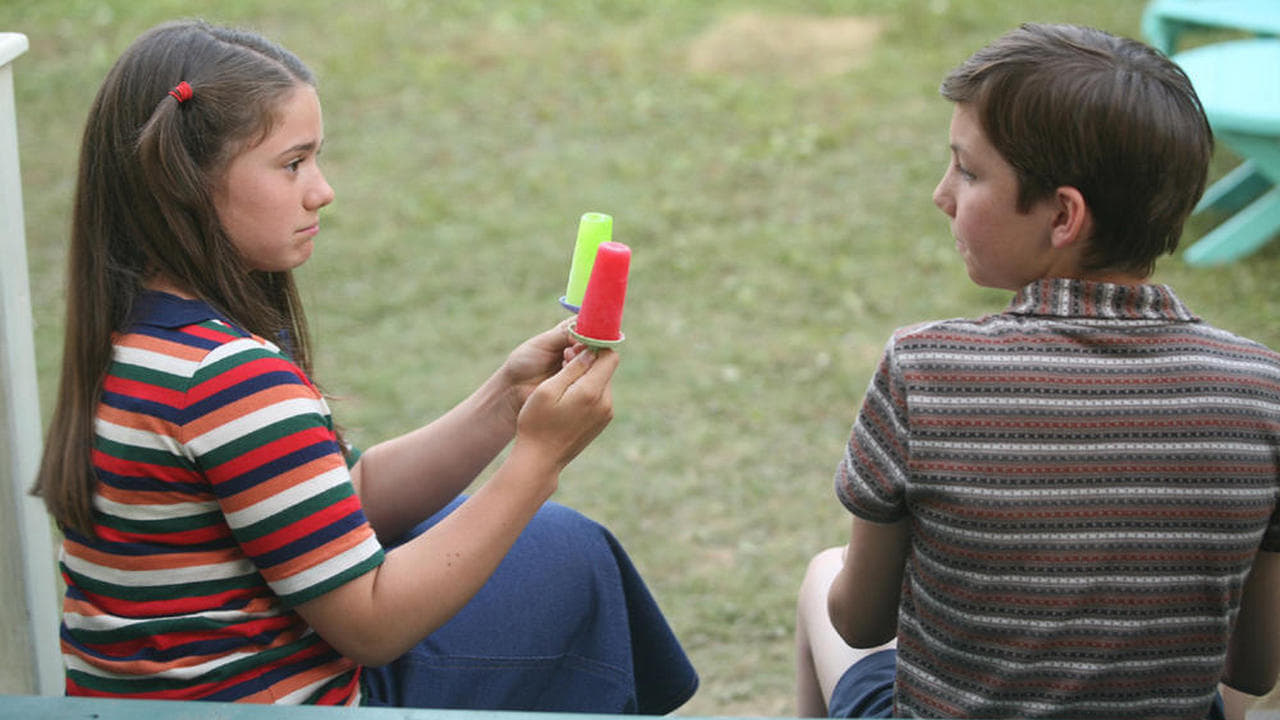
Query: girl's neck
144,275,197,299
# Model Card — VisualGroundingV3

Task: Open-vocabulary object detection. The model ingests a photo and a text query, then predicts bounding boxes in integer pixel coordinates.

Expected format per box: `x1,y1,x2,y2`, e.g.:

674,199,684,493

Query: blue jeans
360,497,697,713
828,649,895,718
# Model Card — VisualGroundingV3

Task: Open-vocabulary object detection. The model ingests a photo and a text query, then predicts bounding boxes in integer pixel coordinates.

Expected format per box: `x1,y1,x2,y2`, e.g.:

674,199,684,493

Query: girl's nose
932,178,955,218
308,172,335,210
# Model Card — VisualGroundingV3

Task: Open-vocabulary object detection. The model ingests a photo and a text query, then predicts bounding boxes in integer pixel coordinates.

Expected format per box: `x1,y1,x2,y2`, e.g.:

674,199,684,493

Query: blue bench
0,695,734,720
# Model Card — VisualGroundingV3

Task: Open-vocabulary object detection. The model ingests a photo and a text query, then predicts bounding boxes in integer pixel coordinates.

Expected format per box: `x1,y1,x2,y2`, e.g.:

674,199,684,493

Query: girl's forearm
297,443,560,666
352,368,518,542
300,348,616,666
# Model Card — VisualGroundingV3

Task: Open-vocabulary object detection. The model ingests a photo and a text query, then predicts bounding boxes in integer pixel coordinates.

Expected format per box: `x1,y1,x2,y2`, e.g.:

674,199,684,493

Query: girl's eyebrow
275,138,324,157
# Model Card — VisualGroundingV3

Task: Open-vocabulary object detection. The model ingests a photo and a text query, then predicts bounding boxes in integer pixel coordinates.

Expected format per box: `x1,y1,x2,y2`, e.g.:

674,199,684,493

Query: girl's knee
521,501,608,552
534,500,599,530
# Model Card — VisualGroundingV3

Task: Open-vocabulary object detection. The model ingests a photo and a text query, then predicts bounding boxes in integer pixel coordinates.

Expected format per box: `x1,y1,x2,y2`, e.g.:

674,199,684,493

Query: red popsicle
574,241,630,343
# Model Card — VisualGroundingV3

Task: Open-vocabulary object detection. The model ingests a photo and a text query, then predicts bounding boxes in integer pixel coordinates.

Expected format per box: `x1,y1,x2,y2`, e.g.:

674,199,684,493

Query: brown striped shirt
837,278,1280,718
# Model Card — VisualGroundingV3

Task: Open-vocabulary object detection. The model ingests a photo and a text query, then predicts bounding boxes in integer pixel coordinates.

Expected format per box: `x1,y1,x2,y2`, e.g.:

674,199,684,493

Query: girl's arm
349,322,577,543
827,515,910,648
294,347,618,666
1222,550,1280,696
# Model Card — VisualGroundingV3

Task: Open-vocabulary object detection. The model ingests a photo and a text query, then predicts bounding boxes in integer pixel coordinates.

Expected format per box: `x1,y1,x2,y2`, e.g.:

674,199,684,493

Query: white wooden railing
0,31,63,696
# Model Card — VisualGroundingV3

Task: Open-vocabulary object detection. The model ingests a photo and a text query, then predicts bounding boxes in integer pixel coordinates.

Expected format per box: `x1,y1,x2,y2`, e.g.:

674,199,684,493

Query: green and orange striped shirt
60,291,384,703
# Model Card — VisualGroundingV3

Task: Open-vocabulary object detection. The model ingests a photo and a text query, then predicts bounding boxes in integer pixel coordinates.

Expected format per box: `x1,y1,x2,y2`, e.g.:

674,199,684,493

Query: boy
795,23,1280,719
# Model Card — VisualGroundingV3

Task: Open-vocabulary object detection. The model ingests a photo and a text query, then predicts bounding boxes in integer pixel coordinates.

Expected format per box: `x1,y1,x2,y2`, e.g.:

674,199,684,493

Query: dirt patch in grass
688,12,883,79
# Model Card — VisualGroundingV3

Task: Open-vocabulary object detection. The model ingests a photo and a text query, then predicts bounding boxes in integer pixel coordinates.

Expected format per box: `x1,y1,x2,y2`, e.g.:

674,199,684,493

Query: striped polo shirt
61,291,384,703
837,278,1280,718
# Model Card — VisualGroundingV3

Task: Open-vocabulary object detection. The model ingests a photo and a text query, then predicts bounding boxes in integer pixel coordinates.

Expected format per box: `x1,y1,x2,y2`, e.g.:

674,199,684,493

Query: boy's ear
1049,186,1093,249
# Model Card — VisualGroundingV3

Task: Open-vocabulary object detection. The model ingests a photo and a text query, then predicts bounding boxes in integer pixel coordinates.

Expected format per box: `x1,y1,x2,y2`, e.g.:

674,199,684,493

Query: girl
33,19,696,712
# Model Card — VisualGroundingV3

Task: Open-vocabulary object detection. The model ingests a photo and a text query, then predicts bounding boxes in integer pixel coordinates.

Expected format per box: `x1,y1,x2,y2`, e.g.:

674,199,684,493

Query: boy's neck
1060,269,1148,286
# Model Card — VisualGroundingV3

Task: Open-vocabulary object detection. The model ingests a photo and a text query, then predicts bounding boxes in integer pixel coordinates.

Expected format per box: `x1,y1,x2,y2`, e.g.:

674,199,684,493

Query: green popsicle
561,212,613,311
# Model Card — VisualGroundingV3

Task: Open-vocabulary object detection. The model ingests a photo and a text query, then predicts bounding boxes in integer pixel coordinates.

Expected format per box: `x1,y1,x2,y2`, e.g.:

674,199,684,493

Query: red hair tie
168,81,193,104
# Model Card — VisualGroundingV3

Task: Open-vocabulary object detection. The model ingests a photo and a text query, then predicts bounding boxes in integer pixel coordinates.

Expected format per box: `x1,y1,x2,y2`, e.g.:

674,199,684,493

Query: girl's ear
1049,186,1093,250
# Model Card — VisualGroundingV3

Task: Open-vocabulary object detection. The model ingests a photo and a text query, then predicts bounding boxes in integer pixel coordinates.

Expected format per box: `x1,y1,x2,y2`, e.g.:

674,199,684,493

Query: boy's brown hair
940,23,1213,277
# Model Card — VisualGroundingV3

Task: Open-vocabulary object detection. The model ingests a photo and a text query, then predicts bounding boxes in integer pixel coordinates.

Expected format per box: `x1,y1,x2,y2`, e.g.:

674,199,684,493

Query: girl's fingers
565,349,618,403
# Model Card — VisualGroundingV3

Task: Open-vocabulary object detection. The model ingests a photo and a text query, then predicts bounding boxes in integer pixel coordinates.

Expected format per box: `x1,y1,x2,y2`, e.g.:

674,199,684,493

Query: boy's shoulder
1190,319,1280,367
886,313,1011,346
884,302,1280,376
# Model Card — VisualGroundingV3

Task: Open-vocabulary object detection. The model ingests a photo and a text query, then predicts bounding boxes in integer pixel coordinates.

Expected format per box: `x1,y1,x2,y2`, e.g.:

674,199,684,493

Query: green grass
5,1,1279,715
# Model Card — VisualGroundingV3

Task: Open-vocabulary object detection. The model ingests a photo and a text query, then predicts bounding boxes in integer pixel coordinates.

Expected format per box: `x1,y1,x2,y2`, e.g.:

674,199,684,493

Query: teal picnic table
1142,0,1280,56
1171,37,1280,265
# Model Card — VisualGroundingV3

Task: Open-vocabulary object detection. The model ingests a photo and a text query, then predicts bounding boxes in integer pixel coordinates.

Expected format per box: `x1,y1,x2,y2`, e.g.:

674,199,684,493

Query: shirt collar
130,290,232,330
1005,277,1200,322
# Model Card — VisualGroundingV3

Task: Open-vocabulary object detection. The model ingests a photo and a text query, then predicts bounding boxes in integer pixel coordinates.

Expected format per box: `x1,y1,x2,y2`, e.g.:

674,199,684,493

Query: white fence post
0,31,64,696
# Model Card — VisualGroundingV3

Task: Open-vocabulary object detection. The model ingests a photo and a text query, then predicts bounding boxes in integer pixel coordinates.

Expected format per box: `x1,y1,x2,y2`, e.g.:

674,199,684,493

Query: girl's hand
513,347,620,472
500,320,577,417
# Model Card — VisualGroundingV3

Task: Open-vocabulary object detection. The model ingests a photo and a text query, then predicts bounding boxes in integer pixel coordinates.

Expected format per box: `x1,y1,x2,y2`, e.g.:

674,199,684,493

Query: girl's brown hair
33,20,330,537
940,23,1213,278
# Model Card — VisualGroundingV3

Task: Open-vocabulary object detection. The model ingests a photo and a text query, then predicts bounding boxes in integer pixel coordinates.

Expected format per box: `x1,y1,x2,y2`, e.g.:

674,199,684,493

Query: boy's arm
1223,550,1280,695
827,515,910,648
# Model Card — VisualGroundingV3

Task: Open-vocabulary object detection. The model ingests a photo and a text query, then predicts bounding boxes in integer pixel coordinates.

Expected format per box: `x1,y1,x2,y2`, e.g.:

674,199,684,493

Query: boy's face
932,104,1062,291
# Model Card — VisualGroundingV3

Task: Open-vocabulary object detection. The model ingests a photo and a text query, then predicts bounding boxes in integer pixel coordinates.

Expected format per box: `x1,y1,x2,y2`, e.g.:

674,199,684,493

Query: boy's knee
807,546,846,578
800,546,847,602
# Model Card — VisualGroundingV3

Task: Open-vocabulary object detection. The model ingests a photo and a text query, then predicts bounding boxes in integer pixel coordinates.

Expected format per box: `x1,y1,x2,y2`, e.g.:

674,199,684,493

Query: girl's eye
953,162,975,181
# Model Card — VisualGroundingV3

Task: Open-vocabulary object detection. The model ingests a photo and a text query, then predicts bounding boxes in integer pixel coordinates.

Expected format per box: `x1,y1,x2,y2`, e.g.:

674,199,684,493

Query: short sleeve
181,329,384,607
835,337,911,523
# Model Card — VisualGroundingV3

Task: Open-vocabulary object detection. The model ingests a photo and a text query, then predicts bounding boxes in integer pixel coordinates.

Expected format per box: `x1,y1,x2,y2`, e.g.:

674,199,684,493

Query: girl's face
214,85,334,273
931,103,1060,291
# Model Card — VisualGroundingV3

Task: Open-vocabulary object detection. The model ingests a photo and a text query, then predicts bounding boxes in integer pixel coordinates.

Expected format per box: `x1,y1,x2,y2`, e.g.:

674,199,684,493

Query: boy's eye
285,158,304,172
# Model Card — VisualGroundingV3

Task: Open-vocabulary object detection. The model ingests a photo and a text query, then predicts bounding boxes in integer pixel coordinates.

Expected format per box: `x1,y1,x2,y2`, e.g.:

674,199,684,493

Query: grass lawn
5,0,1279,715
